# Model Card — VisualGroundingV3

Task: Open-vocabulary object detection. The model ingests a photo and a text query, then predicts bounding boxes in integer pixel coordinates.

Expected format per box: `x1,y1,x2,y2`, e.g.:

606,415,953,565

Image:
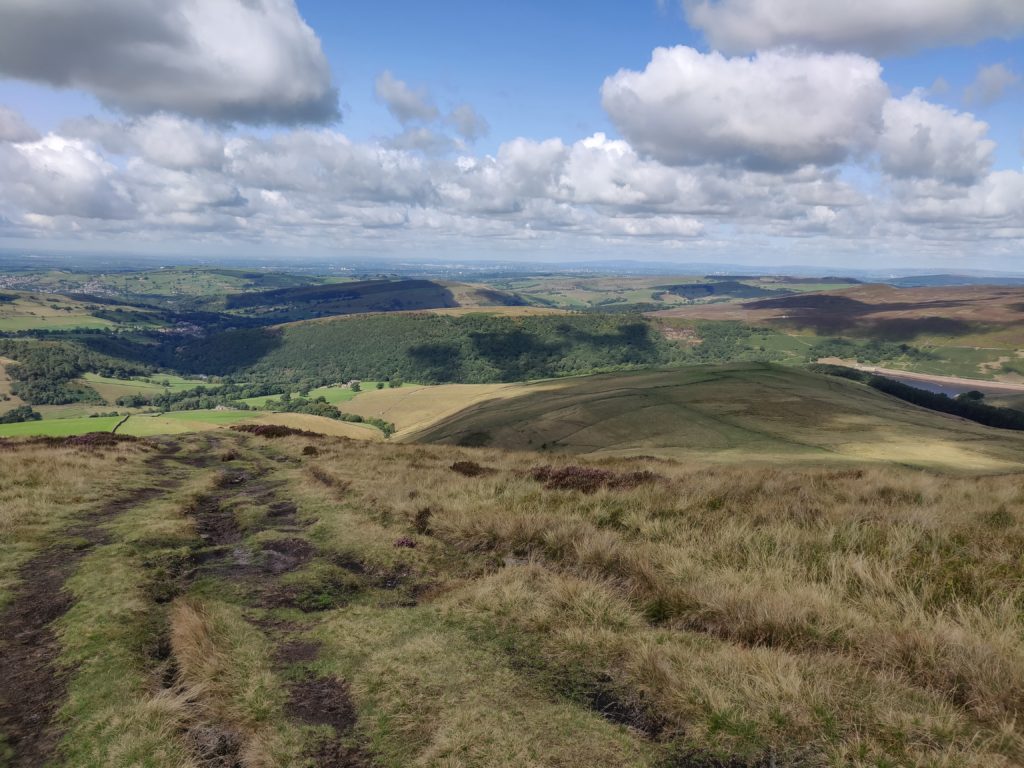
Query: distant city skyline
0,1,1022,270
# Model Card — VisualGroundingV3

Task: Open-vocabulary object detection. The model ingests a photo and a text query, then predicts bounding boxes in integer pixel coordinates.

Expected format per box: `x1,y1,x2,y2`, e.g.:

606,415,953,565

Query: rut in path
0,442,195,768
179,455,375,767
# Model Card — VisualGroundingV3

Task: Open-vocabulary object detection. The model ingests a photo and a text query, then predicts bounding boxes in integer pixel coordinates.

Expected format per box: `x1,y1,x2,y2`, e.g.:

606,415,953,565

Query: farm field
0,293,115,331
0,267,330,301
0,409,258,438
342,382,526,434
239,382,395,408
81,373,218,404
2,430,1022,767
487,275,860,310
407,363,1024,472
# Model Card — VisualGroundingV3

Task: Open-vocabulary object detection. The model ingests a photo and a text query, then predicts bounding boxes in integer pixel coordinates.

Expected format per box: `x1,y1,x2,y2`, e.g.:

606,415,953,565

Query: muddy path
0,440,199,768
176,449,376,767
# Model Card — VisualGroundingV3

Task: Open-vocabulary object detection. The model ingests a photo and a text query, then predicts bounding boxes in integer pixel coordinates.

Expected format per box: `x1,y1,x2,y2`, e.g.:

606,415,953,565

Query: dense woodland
178,313,683,386
0,339,149,405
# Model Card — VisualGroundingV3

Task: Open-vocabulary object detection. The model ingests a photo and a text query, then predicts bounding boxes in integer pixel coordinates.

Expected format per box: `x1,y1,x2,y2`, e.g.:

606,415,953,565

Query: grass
3,431,1024,766
342,382,516,434
406,363,1024,472
0,438,153,609
239,383,395,409
289,435,1024,766
82,373,216,404
0,409,261,438
55,484,200,768
0,292,119,331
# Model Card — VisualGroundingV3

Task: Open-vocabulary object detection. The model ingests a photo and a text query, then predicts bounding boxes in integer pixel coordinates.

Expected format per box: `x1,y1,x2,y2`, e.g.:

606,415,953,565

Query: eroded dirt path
174,447,375,767
0,441,190,768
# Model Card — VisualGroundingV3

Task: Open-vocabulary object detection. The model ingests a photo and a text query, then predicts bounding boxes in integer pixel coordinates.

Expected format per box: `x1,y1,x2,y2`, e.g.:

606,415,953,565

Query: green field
239,382,411,408
81,373,217,403
0,315,112,332
407,363,1024,472
0,292,113,331
0,291,166,331
0,409,259,438
0,267,330,300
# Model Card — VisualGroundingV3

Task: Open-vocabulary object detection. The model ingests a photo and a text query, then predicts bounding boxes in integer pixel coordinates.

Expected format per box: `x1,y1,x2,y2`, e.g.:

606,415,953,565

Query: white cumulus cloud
879,94,994,185
374,71,440,125
0,0,338,124
0,106,39,143
965,63,1021,106
683,0,1024,56
602,47,888,171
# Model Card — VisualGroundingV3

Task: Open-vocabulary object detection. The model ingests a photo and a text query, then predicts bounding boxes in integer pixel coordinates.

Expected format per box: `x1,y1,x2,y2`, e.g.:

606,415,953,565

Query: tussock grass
54,483,202,767
0,439,152,608
312,606,654,768
170,599,306,767
293,438,1024,766
8,430,1024,766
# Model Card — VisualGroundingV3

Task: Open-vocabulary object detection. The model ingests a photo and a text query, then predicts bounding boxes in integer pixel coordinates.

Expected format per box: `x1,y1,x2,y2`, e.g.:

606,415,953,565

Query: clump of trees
0,405,42,424
0,339,149,405
810,364,1024,431
260,395,395,437
807,338,932,365
868,376,1024,431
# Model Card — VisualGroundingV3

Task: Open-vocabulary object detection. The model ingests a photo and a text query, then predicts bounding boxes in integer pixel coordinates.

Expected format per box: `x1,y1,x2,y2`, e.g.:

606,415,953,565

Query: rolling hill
406,363,1024,472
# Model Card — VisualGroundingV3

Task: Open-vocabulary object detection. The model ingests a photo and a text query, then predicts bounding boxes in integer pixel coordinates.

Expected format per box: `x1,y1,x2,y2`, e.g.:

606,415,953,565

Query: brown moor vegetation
1,431,1022,767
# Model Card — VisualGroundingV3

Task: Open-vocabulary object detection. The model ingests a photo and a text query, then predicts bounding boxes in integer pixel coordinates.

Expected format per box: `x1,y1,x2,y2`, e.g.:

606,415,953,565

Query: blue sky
307,1,1022,165
0,1,1021,270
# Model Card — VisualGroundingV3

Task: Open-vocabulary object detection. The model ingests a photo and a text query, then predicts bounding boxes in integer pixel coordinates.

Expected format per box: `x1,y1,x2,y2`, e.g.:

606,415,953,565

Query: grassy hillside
1,431,1022,766
487,274,859,311
80,373,216,404
0,292,119,332
408,363,1024,472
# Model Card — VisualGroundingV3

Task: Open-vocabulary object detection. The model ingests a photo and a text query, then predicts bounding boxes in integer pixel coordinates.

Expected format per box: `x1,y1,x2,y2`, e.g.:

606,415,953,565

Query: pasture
0,293,114,332
81,373,217,404
0,409,257,438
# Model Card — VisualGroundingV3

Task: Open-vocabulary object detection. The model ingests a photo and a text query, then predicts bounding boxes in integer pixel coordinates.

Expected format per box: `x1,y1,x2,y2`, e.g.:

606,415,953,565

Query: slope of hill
653,284,1024,380
2,431,1022,767
406,363,1024,471
170,312,679,384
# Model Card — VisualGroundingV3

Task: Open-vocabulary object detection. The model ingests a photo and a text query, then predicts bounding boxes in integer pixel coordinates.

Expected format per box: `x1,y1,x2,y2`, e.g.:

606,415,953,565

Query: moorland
1,264,1023,768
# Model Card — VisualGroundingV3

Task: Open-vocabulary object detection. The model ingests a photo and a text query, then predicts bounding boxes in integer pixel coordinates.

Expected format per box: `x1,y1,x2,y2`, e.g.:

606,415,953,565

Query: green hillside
407,363,1024,472
172,312,680,384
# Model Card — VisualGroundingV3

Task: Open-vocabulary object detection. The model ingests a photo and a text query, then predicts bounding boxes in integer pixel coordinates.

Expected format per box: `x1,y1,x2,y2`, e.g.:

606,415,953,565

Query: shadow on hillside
746,295,983,339
406,321,661,383
79,327,284,376
224,279,458,313
407,342,465,382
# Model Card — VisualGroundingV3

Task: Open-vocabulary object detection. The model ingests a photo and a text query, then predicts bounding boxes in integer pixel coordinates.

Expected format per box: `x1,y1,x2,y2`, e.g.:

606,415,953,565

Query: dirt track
0,445,182,767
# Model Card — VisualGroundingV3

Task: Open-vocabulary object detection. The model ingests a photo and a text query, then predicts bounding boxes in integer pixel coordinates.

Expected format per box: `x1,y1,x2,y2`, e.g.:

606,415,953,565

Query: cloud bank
684,0,1024,56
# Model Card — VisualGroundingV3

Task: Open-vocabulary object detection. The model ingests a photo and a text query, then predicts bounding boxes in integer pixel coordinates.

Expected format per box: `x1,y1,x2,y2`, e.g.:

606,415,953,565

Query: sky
0,1,1022,271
